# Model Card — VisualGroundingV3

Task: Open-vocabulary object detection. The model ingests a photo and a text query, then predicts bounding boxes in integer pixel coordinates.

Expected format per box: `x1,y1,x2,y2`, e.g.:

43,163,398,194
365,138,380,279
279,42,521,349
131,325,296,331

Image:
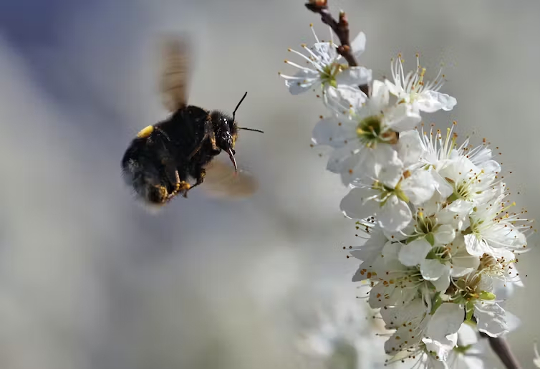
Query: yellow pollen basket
137,125,154,138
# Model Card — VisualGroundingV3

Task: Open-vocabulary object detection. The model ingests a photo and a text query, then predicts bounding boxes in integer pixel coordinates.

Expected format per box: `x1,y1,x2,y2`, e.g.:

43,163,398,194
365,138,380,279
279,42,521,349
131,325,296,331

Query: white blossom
280,26,371,111
282,19,532,368
297,295,387,369
446,324,486,369
385,54,457,114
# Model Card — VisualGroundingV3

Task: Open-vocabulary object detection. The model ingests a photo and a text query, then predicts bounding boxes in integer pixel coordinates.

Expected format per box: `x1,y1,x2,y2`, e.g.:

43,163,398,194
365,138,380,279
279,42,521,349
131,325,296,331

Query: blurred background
0,0,538,368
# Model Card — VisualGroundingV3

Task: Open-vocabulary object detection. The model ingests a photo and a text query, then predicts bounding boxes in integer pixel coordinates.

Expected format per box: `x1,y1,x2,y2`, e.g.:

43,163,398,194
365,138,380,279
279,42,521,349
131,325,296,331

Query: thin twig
480,333,522,369
305,1,370,96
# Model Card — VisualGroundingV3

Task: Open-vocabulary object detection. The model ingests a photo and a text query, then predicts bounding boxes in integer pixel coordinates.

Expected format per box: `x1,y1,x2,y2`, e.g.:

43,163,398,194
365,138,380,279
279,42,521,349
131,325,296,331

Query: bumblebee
121,37,263,205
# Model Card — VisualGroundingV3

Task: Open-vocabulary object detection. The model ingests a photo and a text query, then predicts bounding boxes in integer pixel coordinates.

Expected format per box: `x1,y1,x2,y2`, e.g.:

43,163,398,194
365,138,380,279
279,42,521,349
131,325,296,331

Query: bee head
210,111,237,171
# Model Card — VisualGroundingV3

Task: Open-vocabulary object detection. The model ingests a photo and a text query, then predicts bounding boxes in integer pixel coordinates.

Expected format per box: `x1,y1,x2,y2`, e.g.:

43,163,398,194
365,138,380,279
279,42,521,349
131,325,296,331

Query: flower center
356,115,385,146
372,181,409,206
320,62,344,87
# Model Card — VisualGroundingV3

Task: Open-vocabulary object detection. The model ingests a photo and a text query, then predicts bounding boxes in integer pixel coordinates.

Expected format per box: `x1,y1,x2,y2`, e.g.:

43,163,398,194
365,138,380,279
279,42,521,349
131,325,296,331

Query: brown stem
480,333,521,369
305,2,370,96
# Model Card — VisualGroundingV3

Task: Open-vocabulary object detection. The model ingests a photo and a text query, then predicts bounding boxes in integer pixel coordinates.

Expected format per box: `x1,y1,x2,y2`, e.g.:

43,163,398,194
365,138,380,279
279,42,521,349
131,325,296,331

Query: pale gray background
0,0,538,368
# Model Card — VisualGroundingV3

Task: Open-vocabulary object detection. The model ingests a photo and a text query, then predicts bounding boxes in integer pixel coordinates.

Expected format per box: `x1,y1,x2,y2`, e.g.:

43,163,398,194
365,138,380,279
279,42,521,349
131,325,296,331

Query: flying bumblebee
121,36,263,206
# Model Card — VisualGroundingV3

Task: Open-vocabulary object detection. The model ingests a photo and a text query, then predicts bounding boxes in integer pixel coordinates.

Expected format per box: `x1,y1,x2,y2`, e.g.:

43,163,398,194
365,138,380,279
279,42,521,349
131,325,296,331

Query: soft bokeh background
0,0,538,368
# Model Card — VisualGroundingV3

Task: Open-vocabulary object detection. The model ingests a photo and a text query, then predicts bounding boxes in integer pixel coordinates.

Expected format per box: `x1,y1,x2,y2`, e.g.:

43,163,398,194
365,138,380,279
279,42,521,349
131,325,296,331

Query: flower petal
431,171,454,199
428,265,451,292
284,69,320,95
401,170,437,205
420,259,446,280
378,195,412,233
417,91,457,112
434,224,456,245
397,130,424,167
385,103,421,132
340,187,379,220
370,80,390,110
324,85,367,116
398,238,432,266
426,303,464,346
356,144,402,188
384,79,403,98
464,234,491,257
312,117,356,148
350,32,366,58
474,302,508,337
311,42,338,63
336,67,372,86
326,143,360,173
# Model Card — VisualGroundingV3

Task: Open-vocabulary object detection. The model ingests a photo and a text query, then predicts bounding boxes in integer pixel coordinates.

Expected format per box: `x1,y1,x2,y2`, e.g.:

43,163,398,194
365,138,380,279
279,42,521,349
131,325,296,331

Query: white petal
505,311,521,332
423,337,456,364
336,67,372,86
431,171,454,198
464,234,491,256
370,80,390,110
397,130,424,167
312,117,356,148
450,247,479,278
324,85,367,116
350,229,387,260
338,155,363,186
478,159,501,175
284,69,320,94
426,303,464,346
380,297,426,328
430,266,451,292
312,42,337,63
350,32,366,58
340,187,379,220
474,302,508,337
386,103,421,132
325,143,359,173
398,238,432,266
384,79,403,98
420,259,446,280
434,224,456,244
378,195,412,233
383,222,414,242
357,144,403,188
417,91,457,112
457,323,478,346
384,325,422,354
401,170,437,205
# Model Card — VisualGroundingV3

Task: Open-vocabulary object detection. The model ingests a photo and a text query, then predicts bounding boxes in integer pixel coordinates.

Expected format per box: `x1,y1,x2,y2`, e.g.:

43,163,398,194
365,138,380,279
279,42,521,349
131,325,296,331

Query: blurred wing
202,159,258,199
159,36,190,112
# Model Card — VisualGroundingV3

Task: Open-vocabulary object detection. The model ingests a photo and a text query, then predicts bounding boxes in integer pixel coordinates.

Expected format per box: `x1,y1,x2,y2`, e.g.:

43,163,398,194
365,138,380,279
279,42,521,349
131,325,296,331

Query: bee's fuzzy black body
121,105,237,205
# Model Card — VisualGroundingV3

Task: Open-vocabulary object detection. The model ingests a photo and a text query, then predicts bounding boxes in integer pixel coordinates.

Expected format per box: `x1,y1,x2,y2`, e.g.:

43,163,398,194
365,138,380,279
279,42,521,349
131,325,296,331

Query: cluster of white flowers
281,23,533,368
297,296,389,369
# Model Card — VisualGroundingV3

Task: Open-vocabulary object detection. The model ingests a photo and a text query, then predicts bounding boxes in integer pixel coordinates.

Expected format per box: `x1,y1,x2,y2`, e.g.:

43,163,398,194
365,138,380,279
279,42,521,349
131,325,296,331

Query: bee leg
183,167,206,197
161,163,191,200
209,132,219,151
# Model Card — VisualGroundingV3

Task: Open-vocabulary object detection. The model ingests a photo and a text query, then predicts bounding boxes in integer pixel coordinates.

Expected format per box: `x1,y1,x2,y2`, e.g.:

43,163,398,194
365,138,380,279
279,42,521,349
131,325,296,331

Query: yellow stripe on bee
137,125,154,138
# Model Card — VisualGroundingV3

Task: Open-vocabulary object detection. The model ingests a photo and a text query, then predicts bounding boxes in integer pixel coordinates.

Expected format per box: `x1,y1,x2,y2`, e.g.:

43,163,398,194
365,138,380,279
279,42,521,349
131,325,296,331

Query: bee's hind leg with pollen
164,166,191,200
183,166,206,197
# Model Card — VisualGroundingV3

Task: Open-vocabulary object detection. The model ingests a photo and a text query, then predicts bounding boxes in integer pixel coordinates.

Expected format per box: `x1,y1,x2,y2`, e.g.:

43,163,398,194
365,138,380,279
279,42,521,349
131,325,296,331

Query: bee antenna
238,127,264,133
232,91,248,122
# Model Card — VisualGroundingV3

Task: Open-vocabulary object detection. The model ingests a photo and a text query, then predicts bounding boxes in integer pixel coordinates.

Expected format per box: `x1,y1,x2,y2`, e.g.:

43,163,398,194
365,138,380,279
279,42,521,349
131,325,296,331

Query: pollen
137,125,154,138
